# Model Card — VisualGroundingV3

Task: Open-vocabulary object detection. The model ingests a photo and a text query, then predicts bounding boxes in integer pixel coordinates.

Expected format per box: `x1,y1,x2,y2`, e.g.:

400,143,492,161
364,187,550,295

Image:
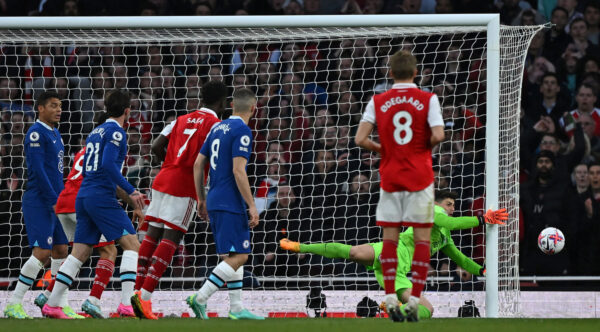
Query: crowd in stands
1,1,600,288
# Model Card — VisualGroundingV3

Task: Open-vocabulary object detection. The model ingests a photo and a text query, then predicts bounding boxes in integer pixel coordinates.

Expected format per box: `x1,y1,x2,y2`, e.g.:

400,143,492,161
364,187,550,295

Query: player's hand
132,208,145,226
483,208,508,225
197,199,208,222
248,206,259,229
129,190,145,210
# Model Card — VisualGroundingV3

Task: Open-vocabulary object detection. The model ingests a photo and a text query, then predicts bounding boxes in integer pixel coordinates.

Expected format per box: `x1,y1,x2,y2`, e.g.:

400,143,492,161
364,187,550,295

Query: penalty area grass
1,318,599,332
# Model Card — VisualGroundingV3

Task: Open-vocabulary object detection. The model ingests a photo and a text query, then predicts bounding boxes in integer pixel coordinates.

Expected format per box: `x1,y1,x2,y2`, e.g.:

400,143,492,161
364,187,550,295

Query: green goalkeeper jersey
369,205,483,292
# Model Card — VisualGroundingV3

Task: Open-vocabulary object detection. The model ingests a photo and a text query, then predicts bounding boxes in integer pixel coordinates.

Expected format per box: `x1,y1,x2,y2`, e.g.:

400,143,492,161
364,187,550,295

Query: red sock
47,278,55,292
90,259,115,299
380,239,398,295
410,240,431,298
135,235,158,290
141,239,177,294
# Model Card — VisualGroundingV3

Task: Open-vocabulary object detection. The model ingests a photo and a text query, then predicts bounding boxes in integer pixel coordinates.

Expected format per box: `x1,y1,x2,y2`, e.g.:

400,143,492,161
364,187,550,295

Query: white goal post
0,15,542,318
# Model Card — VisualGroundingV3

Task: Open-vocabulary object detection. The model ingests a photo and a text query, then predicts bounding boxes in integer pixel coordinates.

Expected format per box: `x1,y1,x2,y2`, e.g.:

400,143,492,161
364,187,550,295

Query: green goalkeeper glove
477,208,508,225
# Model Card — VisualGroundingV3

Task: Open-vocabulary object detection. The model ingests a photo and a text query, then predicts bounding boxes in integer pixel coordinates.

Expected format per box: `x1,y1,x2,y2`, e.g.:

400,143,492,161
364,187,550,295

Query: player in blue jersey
187,88,263,320
42,89,145,319
3,91,72,319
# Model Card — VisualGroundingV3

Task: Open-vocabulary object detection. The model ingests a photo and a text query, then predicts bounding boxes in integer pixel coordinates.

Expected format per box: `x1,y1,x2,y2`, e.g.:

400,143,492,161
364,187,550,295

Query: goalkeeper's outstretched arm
441,242,484,276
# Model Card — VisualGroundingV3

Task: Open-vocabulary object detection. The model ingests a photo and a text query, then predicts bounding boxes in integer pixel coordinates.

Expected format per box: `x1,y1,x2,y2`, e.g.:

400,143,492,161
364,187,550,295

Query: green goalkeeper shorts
367,241,413,294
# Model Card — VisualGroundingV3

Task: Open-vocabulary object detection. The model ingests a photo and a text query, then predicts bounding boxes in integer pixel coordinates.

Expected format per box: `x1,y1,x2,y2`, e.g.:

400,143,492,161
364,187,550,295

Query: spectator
567,83,600,136
568,18,600,58
583,163,600,274
558,0,584,33
252,184,304,276
584,1,600,44
525,72,571,130
0,78,33,121
254,159,288,215
520,150,571,276
543,7,573,63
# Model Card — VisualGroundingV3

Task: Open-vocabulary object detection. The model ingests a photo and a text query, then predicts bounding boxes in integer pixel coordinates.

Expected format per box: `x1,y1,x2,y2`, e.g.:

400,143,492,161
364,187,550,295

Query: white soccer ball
537,227,565,255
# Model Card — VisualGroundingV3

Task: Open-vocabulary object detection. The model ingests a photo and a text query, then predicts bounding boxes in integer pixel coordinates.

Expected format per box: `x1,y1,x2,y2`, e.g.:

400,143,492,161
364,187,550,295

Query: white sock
87,296,101,307
47,255,82,307
10,256,44,305
141,288,152,301
120,250,138,306
50,258,69,307
228,266,244,313
196,261,237,304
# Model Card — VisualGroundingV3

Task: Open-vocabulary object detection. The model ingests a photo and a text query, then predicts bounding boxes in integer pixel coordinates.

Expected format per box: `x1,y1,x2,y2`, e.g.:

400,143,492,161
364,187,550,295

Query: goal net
0,17,541,318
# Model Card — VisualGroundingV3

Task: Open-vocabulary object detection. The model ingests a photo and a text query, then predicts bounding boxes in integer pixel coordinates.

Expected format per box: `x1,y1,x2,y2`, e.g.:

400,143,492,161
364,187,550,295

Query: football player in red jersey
131,81,228,319
355,50,445,322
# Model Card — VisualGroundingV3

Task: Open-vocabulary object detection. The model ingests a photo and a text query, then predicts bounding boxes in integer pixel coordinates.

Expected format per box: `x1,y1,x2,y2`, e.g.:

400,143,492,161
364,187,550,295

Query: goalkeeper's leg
280,239,376,267
398,288,433,320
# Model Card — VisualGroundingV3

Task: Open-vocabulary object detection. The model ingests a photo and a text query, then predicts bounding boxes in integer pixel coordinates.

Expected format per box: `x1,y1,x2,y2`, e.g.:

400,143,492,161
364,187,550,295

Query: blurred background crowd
1,0,599,291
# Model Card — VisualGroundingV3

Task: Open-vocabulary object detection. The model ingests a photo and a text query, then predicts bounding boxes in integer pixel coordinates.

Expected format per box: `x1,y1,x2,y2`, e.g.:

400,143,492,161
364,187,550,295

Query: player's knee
51,244,69,259
119,234,140,252
99,245,118,261
32,248,52,264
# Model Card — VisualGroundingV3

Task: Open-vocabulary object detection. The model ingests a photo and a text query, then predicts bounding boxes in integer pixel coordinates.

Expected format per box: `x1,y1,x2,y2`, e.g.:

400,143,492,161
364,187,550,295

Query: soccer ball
537,227,565,255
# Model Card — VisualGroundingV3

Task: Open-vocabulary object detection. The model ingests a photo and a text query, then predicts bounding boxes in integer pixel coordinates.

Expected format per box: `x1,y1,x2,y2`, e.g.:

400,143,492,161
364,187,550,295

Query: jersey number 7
177,128,197,158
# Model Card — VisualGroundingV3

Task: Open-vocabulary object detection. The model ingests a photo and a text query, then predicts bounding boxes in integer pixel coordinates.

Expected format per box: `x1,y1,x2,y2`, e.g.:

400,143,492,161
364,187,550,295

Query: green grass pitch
1,318,599,332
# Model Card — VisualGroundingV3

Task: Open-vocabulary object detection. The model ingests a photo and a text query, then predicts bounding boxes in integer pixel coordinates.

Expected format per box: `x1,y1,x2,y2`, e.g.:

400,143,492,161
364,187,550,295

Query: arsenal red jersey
55,148,85,214
362,83,444,192
566,108,600,136
152,108,220,198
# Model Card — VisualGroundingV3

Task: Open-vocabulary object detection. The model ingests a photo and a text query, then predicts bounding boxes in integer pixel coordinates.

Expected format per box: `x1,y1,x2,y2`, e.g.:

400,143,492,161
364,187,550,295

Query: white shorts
145,189,196,233
375,183,434,228
57,213,111,247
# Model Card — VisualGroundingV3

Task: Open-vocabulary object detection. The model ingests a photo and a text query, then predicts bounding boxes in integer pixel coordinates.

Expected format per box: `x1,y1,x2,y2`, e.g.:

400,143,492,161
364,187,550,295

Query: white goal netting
0,23,542,317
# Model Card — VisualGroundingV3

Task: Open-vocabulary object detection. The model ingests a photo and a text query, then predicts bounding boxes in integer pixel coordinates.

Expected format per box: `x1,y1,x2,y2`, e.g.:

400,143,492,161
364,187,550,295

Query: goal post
0,15,542,318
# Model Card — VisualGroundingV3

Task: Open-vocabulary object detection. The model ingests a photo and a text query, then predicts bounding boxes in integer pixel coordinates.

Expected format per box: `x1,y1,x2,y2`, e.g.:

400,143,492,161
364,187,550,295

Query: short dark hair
105,89,131,117
541,72,559,83
578,82,597,95
435,190,458,203
201,80,228,106
570,17,588,30
36,90,60,110
552,6,569,17
586,0,600,11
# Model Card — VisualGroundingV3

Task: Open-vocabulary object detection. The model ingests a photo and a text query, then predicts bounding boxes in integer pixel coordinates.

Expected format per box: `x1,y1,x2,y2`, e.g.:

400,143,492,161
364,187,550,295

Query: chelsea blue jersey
200,116,253,214
78,119,134,198
23,120,64,207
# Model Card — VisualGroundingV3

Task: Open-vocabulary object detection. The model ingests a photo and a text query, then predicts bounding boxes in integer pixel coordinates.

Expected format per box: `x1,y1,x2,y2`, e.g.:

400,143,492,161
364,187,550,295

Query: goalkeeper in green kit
280,190,507,320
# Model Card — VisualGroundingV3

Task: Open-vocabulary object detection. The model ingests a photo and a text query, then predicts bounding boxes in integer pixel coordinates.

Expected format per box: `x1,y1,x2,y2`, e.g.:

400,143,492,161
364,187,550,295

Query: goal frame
0,14,503,318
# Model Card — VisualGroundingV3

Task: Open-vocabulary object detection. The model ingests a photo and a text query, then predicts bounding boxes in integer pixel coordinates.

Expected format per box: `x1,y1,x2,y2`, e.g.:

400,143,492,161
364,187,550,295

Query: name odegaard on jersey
380,96,424,112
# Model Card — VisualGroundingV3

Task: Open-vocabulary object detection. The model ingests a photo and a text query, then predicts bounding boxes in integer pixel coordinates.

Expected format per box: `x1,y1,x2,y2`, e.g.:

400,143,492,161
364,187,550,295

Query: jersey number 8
210,139,220,170
393,111,413,145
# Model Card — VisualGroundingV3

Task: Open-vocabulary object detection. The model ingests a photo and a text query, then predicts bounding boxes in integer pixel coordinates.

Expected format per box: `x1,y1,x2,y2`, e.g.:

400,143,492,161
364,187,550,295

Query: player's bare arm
354,121,381,153
151,134,169,163
193,152,208,221
116,186,145,224
233,156,259,229
430,125,445,147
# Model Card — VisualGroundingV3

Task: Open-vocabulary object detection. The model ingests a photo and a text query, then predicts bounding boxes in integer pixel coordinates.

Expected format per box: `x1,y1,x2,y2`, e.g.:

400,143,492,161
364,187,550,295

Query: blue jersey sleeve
102,129,135,194
25,132,60,205
231,126,252,160
199,132,211,157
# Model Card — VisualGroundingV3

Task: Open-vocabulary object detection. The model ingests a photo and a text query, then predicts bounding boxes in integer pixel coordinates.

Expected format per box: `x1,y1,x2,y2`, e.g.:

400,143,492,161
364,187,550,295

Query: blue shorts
208,210,251,254
74,196,136,244
22,202,68,249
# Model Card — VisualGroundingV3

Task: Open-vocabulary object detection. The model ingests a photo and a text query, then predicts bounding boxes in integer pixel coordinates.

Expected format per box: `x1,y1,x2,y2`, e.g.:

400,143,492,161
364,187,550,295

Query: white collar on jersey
105,118,122,128
392,83,418,89
35,119,54,131
229,115,244,121
198,107,218,118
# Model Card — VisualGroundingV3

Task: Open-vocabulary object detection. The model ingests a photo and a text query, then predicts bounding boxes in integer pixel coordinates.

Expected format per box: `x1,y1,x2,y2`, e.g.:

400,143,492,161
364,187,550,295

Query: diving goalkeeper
280,190,507,320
